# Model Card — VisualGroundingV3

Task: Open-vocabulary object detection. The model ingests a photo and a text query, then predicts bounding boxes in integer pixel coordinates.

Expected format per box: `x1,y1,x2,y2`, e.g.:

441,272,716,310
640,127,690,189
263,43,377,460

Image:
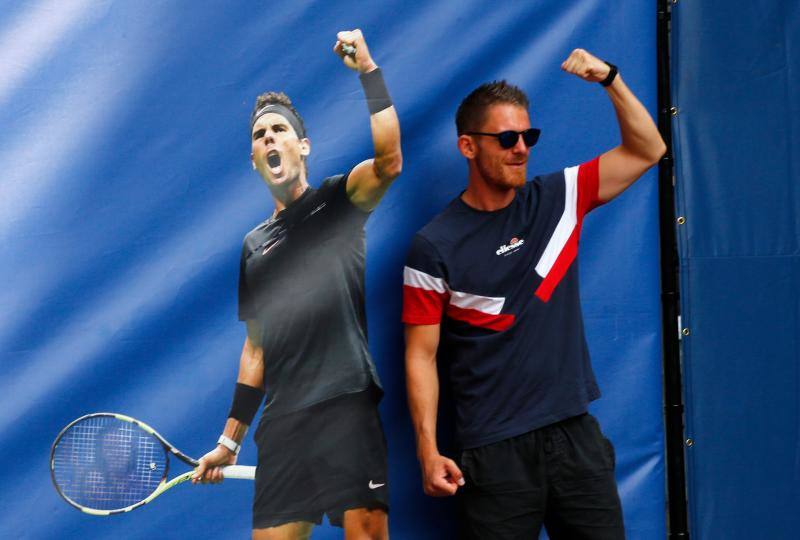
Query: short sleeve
531,156,603,302
576,156,602,217
318,171,370,227
402,234,449,325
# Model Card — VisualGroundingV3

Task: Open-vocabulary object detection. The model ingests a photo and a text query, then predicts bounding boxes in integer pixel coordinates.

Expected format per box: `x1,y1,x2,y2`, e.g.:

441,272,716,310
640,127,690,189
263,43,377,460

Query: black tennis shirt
238,173,381,418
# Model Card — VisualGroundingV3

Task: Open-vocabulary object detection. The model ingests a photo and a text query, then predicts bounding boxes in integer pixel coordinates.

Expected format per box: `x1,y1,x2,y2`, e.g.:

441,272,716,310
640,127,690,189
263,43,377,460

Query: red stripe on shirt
446,304,515,332
402,285,448,325
534,226,579,302
578,156,602,215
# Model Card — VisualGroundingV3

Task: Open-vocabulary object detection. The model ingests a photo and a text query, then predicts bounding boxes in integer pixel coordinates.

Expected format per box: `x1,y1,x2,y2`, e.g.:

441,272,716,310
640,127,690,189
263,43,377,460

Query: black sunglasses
465,128,541,149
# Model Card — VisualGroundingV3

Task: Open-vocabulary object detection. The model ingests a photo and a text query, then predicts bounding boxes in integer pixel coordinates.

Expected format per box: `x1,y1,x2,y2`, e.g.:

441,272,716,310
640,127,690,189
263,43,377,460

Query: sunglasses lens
497,131,519,149
522,129,540,147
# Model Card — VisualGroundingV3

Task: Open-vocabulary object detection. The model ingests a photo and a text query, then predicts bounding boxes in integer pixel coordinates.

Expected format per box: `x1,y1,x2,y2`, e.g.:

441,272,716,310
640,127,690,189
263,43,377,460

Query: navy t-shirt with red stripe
403,158,604,449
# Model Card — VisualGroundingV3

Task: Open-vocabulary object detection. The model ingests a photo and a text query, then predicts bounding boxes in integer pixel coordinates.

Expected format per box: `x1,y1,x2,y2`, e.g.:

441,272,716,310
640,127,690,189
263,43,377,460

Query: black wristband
600,61,618,87
359,68,392,115
228,382,265,425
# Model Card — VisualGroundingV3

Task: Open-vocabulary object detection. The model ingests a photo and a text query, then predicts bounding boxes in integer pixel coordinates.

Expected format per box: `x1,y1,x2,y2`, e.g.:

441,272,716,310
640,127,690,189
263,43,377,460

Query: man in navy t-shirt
403,49,666,539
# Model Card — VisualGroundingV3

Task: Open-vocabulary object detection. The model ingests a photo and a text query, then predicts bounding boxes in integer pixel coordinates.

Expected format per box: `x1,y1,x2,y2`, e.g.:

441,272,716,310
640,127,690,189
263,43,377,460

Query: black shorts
252,388,389,529
457,413,624,540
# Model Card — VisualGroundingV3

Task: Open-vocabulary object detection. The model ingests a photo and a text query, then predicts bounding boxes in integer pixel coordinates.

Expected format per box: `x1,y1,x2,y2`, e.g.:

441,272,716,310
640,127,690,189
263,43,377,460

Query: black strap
359,68,393,114
228,382,265,425
600,61,618,87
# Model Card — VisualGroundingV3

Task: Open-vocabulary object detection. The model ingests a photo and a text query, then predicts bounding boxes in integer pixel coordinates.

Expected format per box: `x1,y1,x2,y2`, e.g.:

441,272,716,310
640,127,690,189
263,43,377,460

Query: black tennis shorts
252,388,389,529
457,413,624,539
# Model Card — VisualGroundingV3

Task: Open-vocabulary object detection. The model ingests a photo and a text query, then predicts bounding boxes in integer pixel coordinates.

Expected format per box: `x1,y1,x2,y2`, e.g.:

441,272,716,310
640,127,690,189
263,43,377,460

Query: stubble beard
476,154,526,191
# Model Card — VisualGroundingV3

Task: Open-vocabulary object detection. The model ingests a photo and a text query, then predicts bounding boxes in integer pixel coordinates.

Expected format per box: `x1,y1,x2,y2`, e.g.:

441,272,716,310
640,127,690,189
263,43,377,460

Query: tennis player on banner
192,29,401,540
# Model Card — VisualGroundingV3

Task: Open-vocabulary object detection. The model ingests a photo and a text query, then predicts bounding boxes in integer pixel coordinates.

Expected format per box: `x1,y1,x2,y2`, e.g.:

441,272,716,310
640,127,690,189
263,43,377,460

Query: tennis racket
50,412,255,516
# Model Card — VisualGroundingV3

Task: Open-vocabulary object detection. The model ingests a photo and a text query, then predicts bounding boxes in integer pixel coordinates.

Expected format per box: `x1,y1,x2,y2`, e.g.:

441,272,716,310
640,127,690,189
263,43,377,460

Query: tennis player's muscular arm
192,321,264,484
561,48,666,202
334,29,402,211
405,323,465,497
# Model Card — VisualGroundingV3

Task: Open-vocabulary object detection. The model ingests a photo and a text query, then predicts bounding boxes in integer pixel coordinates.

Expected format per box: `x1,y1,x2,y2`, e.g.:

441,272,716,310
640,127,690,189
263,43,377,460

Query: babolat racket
50,412,255,515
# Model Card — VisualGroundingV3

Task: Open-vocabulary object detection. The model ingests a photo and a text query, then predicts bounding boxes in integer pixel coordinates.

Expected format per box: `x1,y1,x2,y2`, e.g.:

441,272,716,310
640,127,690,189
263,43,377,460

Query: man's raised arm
334,29,402,211
561,48,666,202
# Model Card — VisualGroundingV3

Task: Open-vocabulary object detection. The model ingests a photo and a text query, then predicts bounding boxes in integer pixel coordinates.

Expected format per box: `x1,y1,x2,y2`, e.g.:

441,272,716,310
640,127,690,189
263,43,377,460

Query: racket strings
52,416,168,511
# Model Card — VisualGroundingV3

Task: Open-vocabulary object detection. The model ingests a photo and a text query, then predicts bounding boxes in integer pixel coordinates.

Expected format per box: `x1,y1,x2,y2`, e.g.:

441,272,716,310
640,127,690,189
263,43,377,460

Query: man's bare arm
334,29,402,211
561,49,666,202
405,323,464,496
192,321,264,483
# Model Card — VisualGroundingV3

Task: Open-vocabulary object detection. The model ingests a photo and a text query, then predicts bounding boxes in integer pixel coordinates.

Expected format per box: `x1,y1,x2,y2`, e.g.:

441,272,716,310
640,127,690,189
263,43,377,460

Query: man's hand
561,48,611,83
191,445,237,484
420,451,465,497
334,29,378,74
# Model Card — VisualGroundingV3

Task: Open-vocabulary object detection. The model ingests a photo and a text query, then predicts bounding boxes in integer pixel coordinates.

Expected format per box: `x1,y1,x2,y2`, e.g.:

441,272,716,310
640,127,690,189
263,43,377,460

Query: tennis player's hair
455,81,530,135
251,91,307,138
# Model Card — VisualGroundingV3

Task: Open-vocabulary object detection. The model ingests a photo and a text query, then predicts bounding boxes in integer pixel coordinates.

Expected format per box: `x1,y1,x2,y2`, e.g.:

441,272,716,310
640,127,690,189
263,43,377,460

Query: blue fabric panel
0,1,663,538
672,1,800,537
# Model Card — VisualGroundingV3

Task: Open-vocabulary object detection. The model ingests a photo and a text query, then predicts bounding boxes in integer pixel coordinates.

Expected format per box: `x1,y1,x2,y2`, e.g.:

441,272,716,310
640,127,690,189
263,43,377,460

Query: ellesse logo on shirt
496,237,525,256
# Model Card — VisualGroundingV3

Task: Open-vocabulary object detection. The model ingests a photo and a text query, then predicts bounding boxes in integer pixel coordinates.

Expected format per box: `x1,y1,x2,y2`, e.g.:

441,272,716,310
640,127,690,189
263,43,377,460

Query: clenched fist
561,49,612,83
334,29,378,74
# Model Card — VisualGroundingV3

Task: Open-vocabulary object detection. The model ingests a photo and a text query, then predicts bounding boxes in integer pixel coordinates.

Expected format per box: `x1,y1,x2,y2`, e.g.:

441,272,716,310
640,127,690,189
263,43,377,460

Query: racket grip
221,465,256,480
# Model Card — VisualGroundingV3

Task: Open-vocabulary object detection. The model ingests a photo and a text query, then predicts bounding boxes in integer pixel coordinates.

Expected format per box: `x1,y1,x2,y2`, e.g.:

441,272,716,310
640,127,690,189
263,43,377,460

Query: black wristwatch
600,61,618,87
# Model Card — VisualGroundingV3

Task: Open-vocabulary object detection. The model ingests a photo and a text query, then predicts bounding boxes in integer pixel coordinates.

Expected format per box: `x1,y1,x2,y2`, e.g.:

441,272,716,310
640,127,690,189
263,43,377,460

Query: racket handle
221,465,256,480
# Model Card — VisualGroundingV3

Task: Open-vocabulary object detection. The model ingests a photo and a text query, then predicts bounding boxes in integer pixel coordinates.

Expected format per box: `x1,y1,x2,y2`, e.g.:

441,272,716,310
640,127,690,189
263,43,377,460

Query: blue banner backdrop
0,1,664,538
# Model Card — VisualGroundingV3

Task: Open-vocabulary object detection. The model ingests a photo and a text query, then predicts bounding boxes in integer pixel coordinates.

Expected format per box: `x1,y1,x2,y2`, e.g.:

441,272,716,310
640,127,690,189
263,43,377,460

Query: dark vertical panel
657,1,690,537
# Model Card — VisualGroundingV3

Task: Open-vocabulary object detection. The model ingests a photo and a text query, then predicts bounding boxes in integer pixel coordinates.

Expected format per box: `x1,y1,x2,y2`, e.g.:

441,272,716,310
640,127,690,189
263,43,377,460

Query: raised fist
561,48,611,83
334,29,378,74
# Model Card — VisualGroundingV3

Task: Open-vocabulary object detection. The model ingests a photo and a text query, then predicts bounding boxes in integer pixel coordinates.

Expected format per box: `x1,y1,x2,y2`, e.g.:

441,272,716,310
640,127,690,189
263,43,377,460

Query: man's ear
299,138,311,157
457,134,476,159
250,153,256,170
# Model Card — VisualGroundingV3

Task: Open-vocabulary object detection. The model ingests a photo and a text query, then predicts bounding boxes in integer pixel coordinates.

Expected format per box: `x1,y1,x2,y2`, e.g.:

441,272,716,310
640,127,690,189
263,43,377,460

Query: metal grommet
670,106,679,116
677,216,686,225
686,438,694,447
682,328,690,336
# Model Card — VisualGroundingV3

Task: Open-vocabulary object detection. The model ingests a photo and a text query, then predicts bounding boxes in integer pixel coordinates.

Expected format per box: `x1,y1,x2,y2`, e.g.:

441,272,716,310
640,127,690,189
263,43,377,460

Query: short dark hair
250,91,307,138
455,81,529,135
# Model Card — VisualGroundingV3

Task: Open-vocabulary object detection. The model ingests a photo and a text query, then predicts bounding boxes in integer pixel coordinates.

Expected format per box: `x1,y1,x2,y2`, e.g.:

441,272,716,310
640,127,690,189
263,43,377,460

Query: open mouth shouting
267,150,282,176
